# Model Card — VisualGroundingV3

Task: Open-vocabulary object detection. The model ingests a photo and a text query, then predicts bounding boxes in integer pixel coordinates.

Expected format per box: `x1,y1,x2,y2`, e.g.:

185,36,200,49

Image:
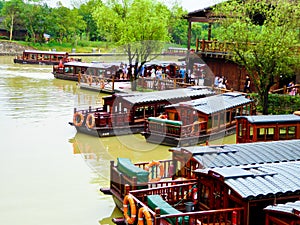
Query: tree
1,0,25,41
21,3,52,43
213,0,300,114
78,0,102,41
92,0,172,90
48,6,86,44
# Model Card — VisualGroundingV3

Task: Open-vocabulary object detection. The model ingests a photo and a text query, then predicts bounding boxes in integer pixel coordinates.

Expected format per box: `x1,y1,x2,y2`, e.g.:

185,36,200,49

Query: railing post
125,184,130,195
110,160,114,190
154,208,161,225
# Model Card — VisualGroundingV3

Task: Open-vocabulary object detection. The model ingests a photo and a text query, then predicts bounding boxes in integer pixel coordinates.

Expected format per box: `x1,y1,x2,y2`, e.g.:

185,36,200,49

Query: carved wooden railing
129,184,244,225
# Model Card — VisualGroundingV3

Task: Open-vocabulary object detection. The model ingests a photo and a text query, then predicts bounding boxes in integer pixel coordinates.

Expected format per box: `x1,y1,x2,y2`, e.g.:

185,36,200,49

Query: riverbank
0,41,36,56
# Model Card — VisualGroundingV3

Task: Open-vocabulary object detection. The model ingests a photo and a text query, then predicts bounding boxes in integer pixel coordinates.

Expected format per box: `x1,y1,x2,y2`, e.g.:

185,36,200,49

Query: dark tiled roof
264,200,300,217
235,114,300,124
206,161,300,200
187,140,300,169
166,92,252,114
121,88,214,105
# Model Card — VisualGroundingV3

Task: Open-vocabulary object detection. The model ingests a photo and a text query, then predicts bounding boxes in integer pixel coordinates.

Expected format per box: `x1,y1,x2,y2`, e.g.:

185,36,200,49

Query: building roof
199,161,300,200
181,140,300,169
166,92,252,114
264,200,300,217
120,87,215,105
235,114,300,124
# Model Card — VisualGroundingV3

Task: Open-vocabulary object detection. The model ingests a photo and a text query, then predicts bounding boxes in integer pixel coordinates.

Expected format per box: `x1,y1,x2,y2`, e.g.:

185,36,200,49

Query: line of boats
15,49,300,225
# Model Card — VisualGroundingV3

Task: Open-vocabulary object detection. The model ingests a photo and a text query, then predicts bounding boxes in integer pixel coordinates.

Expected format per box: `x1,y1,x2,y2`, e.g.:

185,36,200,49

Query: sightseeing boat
235,111,300,143
101,140,300,218
13,50,80,65
115,160,300,225
69,87,214,137
141,92,255,147
264,200,300,225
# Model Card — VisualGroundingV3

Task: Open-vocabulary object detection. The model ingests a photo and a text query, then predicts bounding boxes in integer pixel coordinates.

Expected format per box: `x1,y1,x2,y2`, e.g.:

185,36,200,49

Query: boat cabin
117,160,300,225
236,112,300,143
53,61,121,82
103,139,300,218
71,87,215,137
264,200,300,225
142,92,255,146
14,50,77,65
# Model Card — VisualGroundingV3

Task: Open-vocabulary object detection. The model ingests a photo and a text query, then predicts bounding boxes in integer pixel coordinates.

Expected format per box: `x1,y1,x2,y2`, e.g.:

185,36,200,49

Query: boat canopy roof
176,139,300,169
23,50,68,55
264,200,300,217
235,114,300,124
166,92,253,114
198,160,300,200
119,87,214,105
63,61,120,69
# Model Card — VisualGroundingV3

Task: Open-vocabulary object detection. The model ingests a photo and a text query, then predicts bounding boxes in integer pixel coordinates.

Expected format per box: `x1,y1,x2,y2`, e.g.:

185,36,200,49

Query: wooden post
110,161,114,190
125,184,130,195
154,208,161,225
112,76,115,91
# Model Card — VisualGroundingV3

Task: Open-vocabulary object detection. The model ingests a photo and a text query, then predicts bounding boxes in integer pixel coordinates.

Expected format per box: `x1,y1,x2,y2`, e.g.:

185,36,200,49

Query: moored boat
141,92,255,147
101,139,300,216
115,160,300,225
14,50,80,65
236,111,300,143
69,87,215,137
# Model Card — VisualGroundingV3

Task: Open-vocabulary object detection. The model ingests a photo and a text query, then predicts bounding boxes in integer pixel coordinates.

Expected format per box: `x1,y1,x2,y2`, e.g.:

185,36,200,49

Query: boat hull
141,126,236,147
53,73,78,81
69,122,144,137
14,58,60,65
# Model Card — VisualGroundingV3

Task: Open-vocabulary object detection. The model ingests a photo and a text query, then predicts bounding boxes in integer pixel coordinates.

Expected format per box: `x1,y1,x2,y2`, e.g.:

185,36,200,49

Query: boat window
226,111,231,123
212,114,219,128
257,127,275,141
238,123,243,137
219,112,225,126
44,55,49,60
231,109,236,121
279,127,287,140
288,126,296,139
200,184,210,208
207,116,212,129
249,126,253,140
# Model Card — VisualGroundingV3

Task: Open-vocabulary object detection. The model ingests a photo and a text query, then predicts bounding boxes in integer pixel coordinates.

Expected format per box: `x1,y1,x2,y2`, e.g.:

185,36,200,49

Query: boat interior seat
117,158,149,183
147,195,189,225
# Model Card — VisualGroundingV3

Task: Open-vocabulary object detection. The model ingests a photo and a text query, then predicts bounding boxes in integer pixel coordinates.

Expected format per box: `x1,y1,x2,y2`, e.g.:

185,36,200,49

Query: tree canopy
213,0,300,114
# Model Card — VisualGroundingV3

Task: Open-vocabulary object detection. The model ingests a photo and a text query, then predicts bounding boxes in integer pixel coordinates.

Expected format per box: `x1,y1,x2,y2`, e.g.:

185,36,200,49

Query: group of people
214,75,228,89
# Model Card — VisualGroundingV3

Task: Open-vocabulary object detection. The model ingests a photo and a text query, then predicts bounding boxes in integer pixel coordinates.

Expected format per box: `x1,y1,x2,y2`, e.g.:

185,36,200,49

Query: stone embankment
0,41,35,56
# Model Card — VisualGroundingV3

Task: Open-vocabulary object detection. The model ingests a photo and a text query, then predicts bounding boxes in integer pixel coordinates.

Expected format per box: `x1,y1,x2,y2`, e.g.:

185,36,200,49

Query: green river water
0,55,235,225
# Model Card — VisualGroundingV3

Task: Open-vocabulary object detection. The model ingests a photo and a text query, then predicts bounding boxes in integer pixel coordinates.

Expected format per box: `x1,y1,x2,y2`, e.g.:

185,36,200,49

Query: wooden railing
110,159,193,202
145,120,208,138
137,77,193,91
129,184,244,225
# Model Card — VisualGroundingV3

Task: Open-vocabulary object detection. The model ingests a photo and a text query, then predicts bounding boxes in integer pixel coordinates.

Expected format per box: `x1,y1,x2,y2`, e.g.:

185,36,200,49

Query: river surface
0,56,235,225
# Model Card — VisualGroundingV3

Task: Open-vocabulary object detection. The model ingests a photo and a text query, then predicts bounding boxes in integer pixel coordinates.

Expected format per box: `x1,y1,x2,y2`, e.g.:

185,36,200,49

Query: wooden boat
52,61,121,81
114,160,300,225
101,139,300,216
141,92,255,147
13,50,80,65
236,111,300,143
264,200,300,225
69,87,215,137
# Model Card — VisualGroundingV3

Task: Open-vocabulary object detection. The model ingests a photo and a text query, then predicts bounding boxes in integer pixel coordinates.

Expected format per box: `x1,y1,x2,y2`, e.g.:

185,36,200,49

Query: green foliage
214,0,300,114
250,93,300,114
